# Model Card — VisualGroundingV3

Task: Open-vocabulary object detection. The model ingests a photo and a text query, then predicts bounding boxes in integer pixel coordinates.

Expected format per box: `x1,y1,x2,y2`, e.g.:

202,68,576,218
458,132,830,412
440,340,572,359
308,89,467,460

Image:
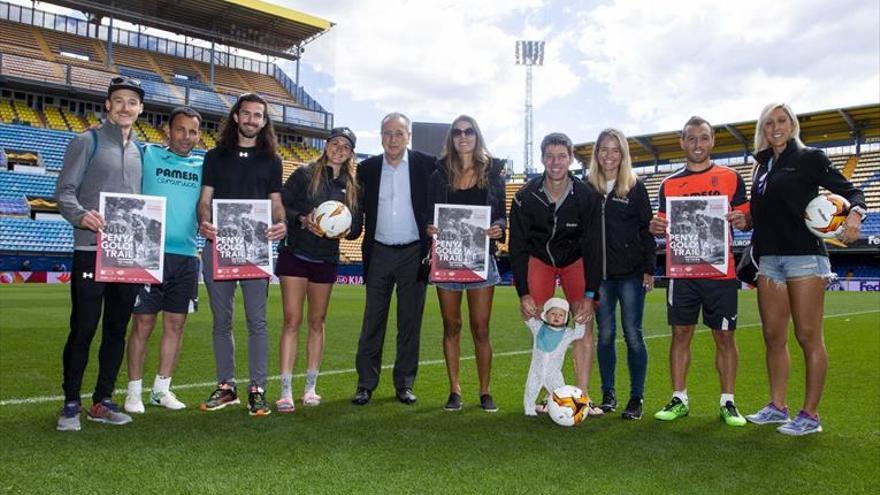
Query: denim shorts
434,257,500,292
758,255,834,283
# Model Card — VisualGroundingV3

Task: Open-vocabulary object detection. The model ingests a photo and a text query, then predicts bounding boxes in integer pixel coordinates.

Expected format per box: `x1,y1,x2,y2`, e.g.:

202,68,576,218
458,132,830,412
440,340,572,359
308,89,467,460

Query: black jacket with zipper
751,139,866,258
427,158,508,256
508,172,603,298
586,178,656,280
281,162,363,263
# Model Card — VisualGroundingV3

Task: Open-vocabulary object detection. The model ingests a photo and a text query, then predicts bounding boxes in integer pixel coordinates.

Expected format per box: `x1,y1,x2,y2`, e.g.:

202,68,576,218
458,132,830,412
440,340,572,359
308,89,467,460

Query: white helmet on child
541,297,570,322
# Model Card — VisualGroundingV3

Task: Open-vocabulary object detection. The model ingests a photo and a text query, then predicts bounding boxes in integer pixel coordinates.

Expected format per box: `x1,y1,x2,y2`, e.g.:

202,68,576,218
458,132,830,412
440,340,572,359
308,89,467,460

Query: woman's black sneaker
480,394,498,413
600,390,617,413
444,393,462,411
622,397,643,420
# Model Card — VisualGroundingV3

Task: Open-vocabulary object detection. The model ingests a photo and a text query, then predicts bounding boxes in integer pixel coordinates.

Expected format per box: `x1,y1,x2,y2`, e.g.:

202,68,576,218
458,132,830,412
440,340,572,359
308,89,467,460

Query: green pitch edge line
1,309,877,407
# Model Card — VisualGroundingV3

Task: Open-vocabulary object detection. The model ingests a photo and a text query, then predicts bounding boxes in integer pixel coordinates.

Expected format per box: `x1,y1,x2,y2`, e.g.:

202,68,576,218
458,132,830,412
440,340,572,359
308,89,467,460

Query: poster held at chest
666,196,729,278
430,204,490,283
212,199,273,280
96,192,166,284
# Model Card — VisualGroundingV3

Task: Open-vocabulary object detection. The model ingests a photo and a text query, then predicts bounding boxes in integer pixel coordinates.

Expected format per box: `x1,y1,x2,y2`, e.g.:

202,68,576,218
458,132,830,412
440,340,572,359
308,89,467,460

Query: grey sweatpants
201,243,269,389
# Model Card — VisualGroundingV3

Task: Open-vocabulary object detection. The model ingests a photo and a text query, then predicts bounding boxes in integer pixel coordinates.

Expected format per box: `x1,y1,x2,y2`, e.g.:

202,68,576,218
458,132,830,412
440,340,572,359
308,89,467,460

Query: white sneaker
124,392,145,414
150,390,186,410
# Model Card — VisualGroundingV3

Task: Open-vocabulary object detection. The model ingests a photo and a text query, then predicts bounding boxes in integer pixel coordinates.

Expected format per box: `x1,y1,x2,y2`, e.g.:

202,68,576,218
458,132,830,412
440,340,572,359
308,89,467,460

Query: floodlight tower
515,40,545,174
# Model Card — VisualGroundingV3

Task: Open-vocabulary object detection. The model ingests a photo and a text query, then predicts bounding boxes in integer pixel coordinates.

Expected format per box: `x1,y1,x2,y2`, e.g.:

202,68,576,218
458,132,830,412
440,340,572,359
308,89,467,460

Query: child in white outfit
523,298,590,416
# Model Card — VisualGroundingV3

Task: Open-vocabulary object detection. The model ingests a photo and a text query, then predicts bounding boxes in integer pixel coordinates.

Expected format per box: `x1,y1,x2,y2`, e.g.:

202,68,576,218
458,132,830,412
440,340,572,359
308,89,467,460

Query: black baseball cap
328,127,356,148
107,76,144,101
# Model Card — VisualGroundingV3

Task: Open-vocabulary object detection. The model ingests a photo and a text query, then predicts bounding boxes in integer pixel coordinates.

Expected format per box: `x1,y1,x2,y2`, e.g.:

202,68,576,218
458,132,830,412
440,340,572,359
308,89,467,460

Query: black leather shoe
352,387,372,405
396,388,417,405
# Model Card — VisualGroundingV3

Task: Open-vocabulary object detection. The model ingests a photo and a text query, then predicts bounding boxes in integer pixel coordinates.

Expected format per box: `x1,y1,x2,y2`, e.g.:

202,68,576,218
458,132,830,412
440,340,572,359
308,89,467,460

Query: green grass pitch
0,284,878,494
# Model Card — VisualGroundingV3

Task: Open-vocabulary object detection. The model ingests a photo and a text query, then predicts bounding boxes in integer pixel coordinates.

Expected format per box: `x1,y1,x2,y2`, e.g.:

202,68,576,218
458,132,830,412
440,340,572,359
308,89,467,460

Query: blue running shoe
777,411,822,436
746,403,790,425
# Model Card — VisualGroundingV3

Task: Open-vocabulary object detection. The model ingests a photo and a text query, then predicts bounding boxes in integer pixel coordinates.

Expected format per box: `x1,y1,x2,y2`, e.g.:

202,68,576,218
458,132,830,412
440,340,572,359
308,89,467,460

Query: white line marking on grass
2,309,877,407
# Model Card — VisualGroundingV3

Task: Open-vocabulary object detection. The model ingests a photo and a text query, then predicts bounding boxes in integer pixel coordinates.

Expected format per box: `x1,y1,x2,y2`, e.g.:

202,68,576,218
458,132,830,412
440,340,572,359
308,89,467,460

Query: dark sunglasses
111,76,141,86
451,127,476,138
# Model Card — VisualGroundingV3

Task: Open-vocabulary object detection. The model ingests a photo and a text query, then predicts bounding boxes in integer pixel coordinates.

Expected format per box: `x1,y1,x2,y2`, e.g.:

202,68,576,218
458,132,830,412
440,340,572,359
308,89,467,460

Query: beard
238,125,260,139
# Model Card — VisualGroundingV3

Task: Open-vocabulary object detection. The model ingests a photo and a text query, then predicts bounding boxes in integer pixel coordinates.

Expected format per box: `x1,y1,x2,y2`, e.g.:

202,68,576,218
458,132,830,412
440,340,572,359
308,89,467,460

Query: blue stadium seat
0,217,73,253
0,171,57,197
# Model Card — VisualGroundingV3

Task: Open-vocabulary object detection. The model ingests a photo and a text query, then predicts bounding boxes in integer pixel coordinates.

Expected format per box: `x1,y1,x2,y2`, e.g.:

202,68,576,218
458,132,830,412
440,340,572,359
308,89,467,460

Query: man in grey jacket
54,76,145,431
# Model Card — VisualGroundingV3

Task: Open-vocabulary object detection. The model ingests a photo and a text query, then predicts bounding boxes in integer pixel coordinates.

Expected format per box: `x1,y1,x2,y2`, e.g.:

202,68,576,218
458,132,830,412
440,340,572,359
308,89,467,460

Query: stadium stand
0,171,56,198
0,217,72,253
0,195,29,216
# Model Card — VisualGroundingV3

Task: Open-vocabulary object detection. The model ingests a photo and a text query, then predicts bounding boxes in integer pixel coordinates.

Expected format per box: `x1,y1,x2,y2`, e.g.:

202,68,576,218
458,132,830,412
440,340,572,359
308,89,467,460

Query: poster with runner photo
666,196,729,278
96,192,166,284
212,199,273,280
430,204,490,283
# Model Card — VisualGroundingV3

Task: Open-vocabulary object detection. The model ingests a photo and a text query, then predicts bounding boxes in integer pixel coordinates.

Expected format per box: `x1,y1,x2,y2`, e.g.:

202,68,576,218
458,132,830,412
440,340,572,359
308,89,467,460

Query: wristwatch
850,205,867,221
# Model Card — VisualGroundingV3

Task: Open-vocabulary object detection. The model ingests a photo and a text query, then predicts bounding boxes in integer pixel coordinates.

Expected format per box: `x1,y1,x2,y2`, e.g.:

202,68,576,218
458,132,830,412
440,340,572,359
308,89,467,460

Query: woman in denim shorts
426,115,507,412
746,103,867,435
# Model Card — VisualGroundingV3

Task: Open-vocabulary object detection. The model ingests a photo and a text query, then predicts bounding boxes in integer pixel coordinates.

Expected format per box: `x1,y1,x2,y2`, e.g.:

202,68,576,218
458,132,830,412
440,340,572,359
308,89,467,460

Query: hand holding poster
212,199,273,280
96,192,166,284
430,204,490,283
666,196,729,278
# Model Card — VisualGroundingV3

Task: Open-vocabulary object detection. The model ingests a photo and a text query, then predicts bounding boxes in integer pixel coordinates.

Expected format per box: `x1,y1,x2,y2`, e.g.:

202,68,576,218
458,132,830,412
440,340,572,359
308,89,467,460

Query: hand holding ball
314,200,352,239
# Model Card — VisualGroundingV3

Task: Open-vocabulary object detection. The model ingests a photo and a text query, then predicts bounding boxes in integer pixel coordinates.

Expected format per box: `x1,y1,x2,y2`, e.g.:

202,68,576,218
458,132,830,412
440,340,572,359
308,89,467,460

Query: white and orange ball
547,385,589,427
315,200,352,238
804,193,850,239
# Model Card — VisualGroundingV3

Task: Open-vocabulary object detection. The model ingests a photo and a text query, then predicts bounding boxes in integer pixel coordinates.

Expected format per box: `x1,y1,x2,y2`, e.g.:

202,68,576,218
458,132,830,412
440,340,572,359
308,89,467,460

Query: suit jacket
357,149,437,280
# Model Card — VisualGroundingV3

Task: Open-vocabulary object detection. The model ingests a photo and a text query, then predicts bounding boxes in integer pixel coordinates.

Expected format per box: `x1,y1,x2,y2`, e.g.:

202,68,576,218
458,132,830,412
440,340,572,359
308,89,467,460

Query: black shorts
133,253,199,315
274,249,337,284
666,278,738,330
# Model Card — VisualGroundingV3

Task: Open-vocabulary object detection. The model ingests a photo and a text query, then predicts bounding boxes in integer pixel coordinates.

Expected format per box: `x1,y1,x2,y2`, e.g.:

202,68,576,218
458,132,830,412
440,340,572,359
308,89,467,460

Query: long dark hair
217,93,278,158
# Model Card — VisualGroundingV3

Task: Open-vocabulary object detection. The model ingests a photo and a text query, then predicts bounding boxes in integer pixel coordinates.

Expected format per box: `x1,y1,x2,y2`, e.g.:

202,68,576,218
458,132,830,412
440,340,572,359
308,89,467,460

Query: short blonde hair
754,102,804,152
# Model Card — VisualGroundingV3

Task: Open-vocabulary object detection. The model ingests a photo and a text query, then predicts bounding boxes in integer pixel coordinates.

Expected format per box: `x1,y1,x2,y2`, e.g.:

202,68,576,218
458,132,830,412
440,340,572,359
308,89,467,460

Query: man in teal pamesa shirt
124,106,205,414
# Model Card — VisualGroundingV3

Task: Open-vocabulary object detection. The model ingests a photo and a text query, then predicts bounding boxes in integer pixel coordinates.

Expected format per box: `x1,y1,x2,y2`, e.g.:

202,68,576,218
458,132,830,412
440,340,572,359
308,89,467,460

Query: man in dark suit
352,112,436,405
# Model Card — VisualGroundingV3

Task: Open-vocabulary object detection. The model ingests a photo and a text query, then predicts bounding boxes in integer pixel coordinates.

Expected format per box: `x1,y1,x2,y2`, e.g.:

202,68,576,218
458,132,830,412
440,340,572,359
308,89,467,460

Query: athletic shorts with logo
666,278,738,330
133,253,199,315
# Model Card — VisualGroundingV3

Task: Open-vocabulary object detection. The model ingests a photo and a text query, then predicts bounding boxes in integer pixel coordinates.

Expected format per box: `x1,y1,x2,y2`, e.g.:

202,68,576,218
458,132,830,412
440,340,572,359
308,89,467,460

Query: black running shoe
622,397,643,420
599,390,617,413
480,394,498,413
444,393,462,411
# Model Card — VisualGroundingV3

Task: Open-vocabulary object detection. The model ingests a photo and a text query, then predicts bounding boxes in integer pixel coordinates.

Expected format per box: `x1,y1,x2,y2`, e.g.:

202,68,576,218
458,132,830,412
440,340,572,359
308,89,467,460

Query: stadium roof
46,0,333,59
574,103,880,167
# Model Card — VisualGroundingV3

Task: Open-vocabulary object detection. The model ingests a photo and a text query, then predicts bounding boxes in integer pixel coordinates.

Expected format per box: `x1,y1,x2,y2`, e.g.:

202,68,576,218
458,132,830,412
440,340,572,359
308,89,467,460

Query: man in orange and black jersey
648,116,751,427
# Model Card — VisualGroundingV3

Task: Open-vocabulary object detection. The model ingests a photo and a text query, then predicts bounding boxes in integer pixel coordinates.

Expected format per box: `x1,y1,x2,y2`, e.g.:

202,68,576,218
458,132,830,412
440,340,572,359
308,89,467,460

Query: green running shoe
720,401,747,427
654,397,689,421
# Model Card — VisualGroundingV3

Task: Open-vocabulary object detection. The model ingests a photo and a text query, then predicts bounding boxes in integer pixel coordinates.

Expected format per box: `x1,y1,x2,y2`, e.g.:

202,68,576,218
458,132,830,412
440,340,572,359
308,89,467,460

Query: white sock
153,375,172,394
128,379,142,396
304,369,319,393
672,390,689,405
720,393,735,407
280,373,293,399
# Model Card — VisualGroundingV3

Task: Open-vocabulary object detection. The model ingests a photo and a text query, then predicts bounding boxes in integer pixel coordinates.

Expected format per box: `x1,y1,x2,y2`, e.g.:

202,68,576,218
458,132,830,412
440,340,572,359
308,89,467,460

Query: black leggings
62,251,139,404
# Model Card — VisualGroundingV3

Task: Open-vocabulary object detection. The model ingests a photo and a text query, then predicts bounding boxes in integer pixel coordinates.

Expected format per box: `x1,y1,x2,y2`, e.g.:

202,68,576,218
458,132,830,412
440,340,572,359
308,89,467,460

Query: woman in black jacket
585,128,655,420
745,103,866,435
274,127,363,412
426,115,506,412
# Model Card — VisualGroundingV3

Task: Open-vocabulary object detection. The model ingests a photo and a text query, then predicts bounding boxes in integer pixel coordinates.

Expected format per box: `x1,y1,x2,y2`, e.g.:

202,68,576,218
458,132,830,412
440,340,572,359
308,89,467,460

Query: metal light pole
515,40,544,174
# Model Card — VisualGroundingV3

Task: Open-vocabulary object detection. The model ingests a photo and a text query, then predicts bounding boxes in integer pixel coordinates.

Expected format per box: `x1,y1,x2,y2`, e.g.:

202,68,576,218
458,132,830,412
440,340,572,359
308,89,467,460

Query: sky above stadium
283,0,879,171
15,0,879,171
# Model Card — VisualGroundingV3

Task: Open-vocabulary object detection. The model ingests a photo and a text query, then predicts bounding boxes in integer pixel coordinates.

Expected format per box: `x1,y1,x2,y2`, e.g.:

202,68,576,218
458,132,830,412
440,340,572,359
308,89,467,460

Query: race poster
666,196,729,278
430,204,490,283
96,192,166,284
212,199,273,280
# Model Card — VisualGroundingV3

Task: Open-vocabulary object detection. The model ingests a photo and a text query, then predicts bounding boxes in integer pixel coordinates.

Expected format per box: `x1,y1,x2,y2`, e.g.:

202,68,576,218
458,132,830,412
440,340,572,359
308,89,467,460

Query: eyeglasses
451,127,476,138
